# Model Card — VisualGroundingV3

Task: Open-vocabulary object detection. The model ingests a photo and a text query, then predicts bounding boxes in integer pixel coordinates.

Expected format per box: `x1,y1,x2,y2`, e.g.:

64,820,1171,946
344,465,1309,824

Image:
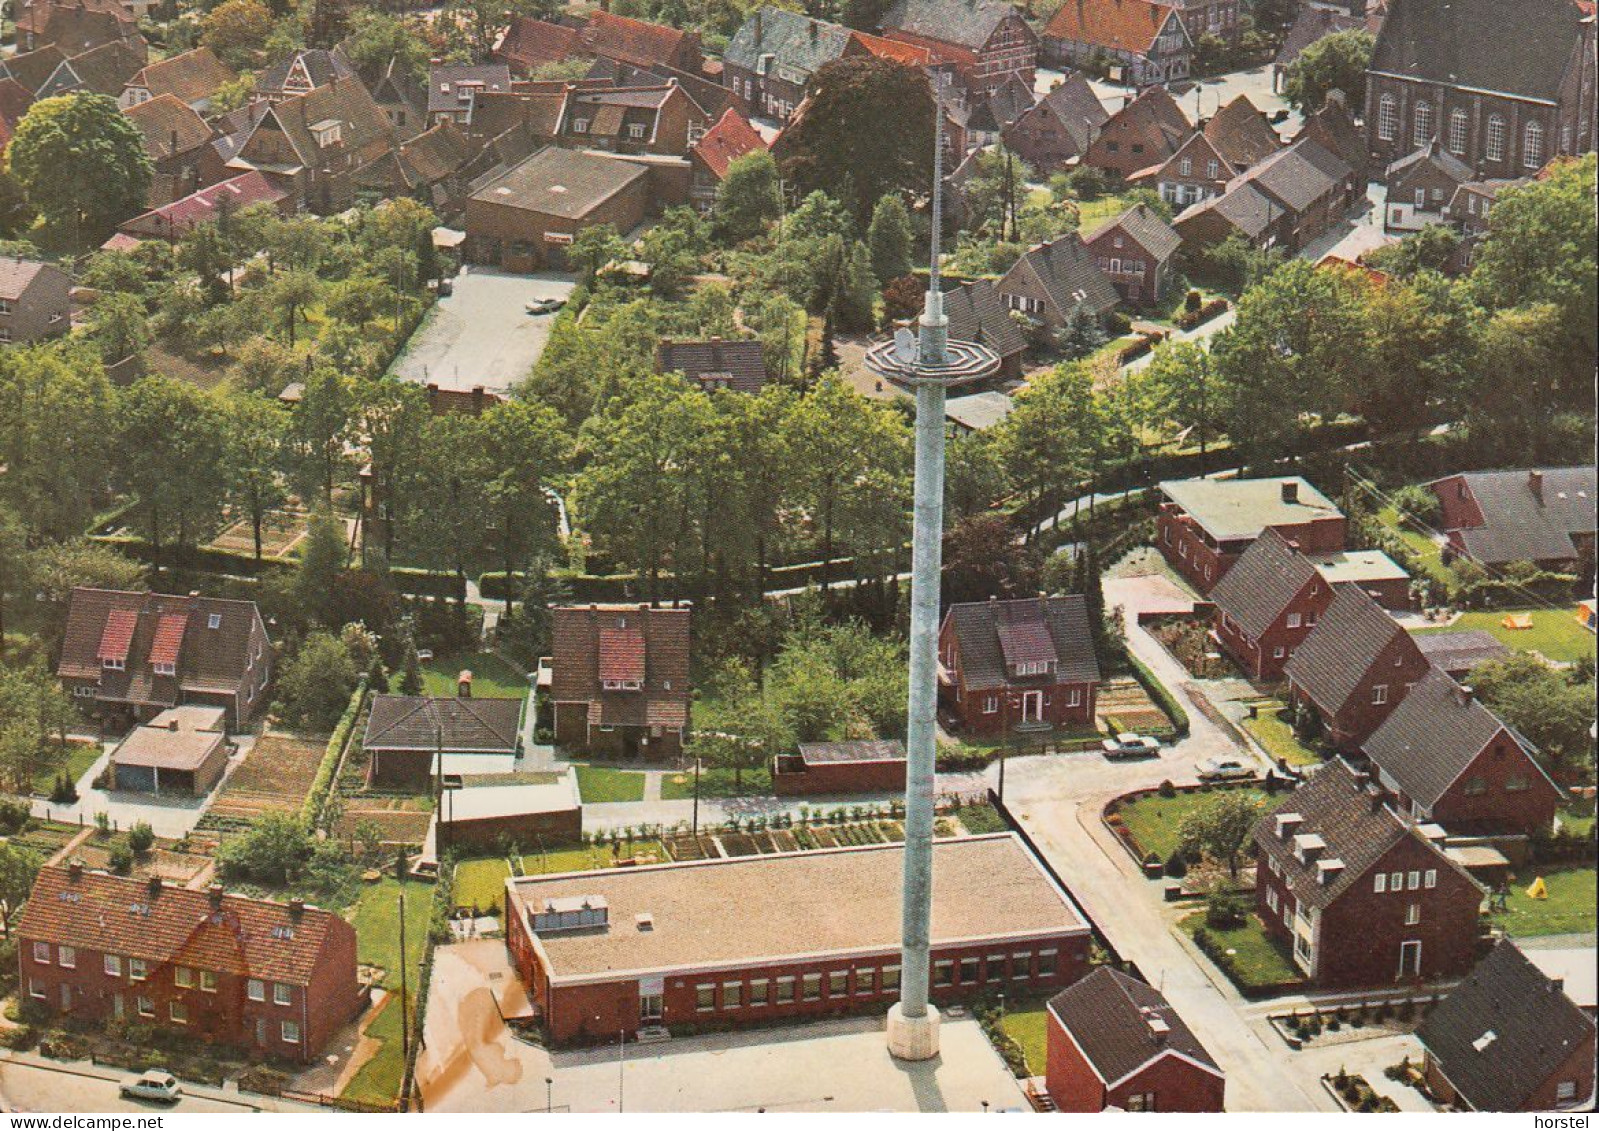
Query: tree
1179,791,1261,878
0,347,117,539
1363,223,1461,279
1471,653,1595,778
1137,339,1217,455
215,812,315,885
0,505,28,654
776,57,935,226
203,0,274,68
960,147,1033,240
713,150,782,244
478,399,570,617
0,660,74,795
115,378,229,561
285,366,354,505
274,631,359,731
296,511,349,629
567,223,628,287
399,632,423,695
127,821,155,854
222,392,289,564
269,268,322,344
28,540,145,607
84,291,151,364
1282,30,1374,113
0,842,42,936
9,93,152,246
995,362,1097,536
941,514,1040,605
866,193,914,284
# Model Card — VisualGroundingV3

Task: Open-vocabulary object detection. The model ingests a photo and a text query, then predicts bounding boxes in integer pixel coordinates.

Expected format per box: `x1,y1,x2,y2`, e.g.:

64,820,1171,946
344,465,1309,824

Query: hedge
92,536,292,578
301,677,368,830
1127,653,1189,737
1175,297,1229,331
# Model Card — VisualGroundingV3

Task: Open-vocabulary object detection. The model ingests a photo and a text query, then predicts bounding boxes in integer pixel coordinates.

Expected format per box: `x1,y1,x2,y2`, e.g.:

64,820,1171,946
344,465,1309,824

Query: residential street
0,1053,326,1114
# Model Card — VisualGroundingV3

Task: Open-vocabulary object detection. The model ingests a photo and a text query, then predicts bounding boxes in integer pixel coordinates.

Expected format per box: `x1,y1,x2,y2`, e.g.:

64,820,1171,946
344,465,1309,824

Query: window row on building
1376,97,1547,167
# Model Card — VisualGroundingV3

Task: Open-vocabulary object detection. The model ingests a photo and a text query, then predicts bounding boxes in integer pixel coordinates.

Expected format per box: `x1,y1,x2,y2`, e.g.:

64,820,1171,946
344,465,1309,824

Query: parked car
1102,732,1160,758
120,1071,181,1103
1196,756,1253,782
525,297,565,315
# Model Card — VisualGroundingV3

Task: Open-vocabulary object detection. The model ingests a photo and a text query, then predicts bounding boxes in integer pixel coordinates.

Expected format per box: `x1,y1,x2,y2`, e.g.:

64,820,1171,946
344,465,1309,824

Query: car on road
1101,732,1160,758
1195,756,1254,782
525,297,565,315
120,1071,181,1104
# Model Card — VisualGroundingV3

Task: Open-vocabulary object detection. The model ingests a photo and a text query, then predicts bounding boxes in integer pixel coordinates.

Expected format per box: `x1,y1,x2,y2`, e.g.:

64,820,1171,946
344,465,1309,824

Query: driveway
390,266,575,395
418,942,1026,1113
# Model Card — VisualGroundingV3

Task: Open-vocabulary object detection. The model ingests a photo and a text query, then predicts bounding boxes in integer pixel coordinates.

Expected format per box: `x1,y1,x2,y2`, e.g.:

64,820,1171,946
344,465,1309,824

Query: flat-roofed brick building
771,739,907,795
504,833,1093,1044
1156,475,1345,593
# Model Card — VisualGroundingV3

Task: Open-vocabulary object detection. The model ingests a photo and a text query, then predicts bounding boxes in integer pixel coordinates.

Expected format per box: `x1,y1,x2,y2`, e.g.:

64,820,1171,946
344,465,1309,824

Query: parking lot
390,265,575,395
417,941,1028,1113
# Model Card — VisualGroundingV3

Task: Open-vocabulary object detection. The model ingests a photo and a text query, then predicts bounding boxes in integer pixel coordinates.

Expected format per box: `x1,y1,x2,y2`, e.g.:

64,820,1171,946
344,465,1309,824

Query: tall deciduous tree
222,392,290,564
713,150,782,244
115,378,229,560
480,399,570,618
1282,30,1373,113
1178,791,1261,878
9,94,152,246
0,347,116,539
202,0,274,68
285,366,354,506
866,193,914,284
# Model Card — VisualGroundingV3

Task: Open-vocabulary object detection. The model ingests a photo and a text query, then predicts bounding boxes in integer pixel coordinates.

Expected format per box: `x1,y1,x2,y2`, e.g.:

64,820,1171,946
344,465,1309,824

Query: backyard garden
1240,702,1323,768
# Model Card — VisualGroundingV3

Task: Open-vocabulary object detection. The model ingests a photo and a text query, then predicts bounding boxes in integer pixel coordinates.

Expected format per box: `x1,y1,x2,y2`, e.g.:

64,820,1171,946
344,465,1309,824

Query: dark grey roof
1386,137,1473,187
1248,137,1346,214
656,337,768,393
1285,584,1418,717
1037,71,1109,150
967,73,1035,133
1085,201,1181,262
944,277,1026,360
469,145,648,219
1430,466,1598,566
880,0,1024,50
1411,630,1510,677
723,8,854,78
1370,0,1586,105
1008,234,1119,319
1209,528,1323,640
1417,940,1596,1111
1257,759,1425,909
1361,669,1548,809
255,47,353,95
1177,179,1276,238
1203,95,1280,170
363,694,523,753
1046,967,1222,1085
797,739,906,765
943,595,1101,691
426,63,511,115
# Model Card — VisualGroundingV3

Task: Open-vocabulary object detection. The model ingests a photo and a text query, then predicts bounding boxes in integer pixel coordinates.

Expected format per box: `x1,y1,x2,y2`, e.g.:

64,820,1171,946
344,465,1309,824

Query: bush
127,821,155,854
0,798,30,834
1128,654,1189,736
300,678,367,829
1164,850,1187,878
1106,310,1132,335
0,1025,36,1050
1185,289,1202,313
107,839,134,875
1158,779,1176,798
1205,890,1246,929
49,773,76,804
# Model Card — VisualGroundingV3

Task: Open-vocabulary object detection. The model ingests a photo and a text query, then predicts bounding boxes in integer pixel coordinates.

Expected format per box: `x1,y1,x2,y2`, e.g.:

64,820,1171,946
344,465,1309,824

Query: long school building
505,833,1093,1044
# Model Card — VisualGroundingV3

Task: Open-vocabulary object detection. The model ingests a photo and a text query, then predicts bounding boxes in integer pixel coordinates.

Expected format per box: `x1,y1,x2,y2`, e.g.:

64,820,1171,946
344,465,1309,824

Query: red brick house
119,45,235,112
1304,549,1412,611
1081,86,1191,178
1383,137,1472,230
1255,760,1485,989
1361,670,1561,836
0,257,71,346
995,234,1119,334
771,739,907,796
118,171,291,243
16,864,361,1064
1045,967,1225,1112
504,834,1092,1043
1417,940,1596,1112
657,337,768,393
1083,201,1182,307
688,106,766,211
435,772,583,856
464,146,651,272
582,11,704,74
121,94,215,207
1425,467,1597,571
1210,529,1337,682
56,588,273,730
1002,72,1107,171
878,0,1037,94
362,693,524,789
1284,584,1429,751
938,596,1101,736
1158,476,1345,594
550,604,690,760
556,81,709,157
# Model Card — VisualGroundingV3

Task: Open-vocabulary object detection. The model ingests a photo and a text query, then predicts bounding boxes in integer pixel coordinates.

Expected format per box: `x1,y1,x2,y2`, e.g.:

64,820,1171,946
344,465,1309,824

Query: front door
1398,940,1422,979
640,994,663,1023
1022,690,1043,723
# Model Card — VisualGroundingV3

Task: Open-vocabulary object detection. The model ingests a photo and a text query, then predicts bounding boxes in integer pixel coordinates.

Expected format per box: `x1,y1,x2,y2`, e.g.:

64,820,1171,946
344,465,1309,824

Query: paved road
0,1053,324,1114
390,266,575,394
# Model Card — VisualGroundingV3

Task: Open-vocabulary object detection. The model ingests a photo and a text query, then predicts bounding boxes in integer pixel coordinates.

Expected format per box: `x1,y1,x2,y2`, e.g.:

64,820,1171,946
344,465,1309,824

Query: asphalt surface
0,1054,325,1115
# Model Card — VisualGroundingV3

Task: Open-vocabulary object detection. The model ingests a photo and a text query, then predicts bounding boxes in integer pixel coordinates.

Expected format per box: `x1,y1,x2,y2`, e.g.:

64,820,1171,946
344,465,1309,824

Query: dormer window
310,119,343,148
1012,660,1051,677
573,119,589,133
208,613,222,629
628,123,646,140
153,661,175,676
103,657,125,671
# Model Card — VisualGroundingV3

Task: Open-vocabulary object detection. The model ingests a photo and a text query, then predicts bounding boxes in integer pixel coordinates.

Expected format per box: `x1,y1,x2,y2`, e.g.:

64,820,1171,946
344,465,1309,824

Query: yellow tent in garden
1525,876,1549,900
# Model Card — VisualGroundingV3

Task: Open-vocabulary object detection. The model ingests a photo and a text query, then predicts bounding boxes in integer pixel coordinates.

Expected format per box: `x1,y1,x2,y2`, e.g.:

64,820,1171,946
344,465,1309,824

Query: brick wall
1107,1053,1226,1112
1425,730,1562,836
770,758,907,796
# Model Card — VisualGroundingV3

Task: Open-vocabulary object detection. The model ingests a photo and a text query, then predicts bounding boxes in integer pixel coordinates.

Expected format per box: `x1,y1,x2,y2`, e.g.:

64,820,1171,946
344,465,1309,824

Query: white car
119,1071,181,1104
1101,733,1160,758
1196,756,1254,782
525,297,565,315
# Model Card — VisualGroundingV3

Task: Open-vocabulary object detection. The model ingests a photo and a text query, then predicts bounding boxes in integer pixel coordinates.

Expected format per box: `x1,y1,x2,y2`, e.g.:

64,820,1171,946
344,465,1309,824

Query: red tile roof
1044,0,1179,53
581,10,698,69
120,171,287,240
690,107,766,180
18,865,352,987
98,608,137,663
126,45,235,104
850,29,934,65
598,626,647,682
498,17,583,73
122,92,213,160
148,612,187,668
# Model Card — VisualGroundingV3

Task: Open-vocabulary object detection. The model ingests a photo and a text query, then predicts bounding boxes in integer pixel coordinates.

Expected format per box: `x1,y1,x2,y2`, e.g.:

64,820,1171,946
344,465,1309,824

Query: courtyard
417,941,1028,1113
389,265,575,395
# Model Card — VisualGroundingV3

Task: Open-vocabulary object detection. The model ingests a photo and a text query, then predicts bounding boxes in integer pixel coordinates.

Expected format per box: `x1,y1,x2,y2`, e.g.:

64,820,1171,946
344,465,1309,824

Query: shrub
0,1025,35,1050
107,839,134,875
1185,289,1202,313
1205,891,1246,928
127,821,155,854
1106,310,1132,335
50,773,76,803
1158,779,1176,798
0,798,30,834
1164,850,1187,878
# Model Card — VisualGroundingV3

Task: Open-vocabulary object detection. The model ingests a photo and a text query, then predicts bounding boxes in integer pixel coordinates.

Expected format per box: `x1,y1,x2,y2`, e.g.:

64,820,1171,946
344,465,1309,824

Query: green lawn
1559,799,1595,838
1115,787,1268,862
660,765,772,800
343,877,434,1108
1075,192,1137,233
574,764,646,802
419,651,529,700
999,1001,1050,1075
1414,608,1597,665
1181,911,1304,993
452,843,667,914
32,741,103,796
1491,865,1596,938
1241,704,1322,767
1377,506,1451,584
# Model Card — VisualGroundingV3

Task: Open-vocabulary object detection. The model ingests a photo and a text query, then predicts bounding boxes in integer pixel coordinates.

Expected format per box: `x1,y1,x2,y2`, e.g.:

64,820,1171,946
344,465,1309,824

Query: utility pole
867,112,999,1063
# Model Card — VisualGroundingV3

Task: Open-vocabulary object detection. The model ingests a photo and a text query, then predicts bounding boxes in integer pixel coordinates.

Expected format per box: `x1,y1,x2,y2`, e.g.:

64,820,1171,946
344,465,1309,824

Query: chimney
169,718,180,731
1281,480,1299,503
208,883,224,909
288,897,305,917
1145,1012,1170,1043
68,860,83,880
753,7,762,46
639,602,650,612
1275,812,1303,840
1454,684,1475,708
1550,977,1564,993
471,385,485,412
170,128,179,156
147,875,163,897
458,670,473,698
1528,469,1544,504
808,17,818,38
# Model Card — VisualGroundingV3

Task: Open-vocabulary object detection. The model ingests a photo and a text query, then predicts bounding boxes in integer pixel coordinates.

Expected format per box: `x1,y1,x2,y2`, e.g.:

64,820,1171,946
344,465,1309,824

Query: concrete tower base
887,1002,941,1061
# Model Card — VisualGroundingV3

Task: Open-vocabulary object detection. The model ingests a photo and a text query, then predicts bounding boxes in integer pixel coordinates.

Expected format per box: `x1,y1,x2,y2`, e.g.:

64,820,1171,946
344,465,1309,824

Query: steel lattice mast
866,110,999,1062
